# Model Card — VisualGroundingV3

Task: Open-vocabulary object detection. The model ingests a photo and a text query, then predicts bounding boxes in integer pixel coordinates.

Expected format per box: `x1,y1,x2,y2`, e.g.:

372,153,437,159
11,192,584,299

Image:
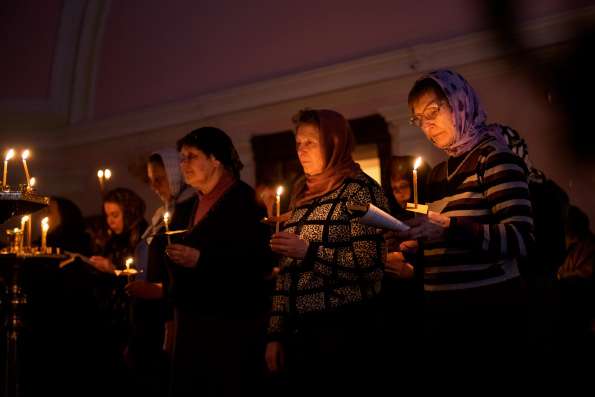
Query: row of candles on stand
2,148,36,191
6,215,51,255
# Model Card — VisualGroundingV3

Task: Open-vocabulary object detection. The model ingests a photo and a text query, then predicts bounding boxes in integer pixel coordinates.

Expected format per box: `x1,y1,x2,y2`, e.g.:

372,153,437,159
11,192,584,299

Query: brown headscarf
291,109,361,208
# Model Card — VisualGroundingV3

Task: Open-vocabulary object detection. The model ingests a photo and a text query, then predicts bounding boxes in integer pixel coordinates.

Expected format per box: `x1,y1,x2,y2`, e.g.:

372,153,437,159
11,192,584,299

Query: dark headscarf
291,109,361,207
177,126,243,178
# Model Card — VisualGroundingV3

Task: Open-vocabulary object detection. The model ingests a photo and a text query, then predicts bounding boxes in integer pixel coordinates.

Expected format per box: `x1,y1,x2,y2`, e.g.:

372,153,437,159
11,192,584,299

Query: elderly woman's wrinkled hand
166,244,200,268
400,211,451,242
270,232,309,259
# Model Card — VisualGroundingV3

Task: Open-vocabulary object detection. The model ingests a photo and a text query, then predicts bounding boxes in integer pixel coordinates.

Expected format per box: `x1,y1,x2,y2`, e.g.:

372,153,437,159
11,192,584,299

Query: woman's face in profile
104,202,124,234
296,123,325,175
147,162,171,203
391,178,411,208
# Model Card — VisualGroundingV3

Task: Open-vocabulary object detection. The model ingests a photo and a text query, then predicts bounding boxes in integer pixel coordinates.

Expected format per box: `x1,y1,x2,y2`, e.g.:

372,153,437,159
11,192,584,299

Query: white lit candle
163,211,171,245
413,157,422,207
3,149,15,188
41,217,49,253
275,186,284,233
21,149,31,188
125,257,134,282
29,177,36,191
20,215,29,252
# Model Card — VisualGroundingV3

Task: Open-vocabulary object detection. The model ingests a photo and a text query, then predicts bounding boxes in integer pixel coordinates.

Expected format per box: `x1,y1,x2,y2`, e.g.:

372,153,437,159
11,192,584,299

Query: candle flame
29,177,36,187
276,185,284,197
163,211,170,223
125,257,134,270
21,215,29,222
13,228,19,233
413,157,422,171
41,217,49,226
97,169,104,178
21,149,30,160
104,169,112,180
5,149,15,161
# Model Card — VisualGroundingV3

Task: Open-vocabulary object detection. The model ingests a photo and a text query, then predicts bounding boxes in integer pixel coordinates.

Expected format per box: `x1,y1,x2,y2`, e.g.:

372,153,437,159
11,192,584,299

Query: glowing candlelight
29,177,36,191
104,169,111,180
163,211,171,245
3,149,15,188
125,257,134,282
41,217,49,253
20,215,30,252
275,185,284,233
21,149,31,188
97,169,104,192
413,157,422,207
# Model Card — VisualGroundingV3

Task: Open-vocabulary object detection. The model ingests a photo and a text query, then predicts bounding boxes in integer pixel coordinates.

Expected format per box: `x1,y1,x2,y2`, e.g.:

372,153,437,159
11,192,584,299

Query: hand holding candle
41,217,49,253
3,149,15,188
275,186,284,233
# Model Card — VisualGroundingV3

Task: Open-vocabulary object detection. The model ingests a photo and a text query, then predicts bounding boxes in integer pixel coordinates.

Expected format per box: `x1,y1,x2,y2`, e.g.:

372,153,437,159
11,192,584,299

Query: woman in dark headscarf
265,109,389,395
399,69,535,378
165,127,273,396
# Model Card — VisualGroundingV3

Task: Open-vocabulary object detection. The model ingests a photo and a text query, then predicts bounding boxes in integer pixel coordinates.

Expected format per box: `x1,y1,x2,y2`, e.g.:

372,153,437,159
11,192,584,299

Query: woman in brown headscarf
266,109,389,396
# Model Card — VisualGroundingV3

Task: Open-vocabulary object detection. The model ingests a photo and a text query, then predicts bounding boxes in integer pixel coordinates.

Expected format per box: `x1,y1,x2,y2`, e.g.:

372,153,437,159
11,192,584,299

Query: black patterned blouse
267,170,389,340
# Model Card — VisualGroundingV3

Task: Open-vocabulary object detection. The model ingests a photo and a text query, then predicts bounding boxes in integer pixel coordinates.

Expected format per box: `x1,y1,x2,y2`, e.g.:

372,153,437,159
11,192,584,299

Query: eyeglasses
409,101,446,127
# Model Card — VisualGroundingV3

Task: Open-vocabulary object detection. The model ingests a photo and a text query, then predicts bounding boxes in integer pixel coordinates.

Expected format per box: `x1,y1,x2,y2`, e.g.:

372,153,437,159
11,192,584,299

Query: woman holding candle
86,188,147,392
265,109,389,395
125,149,196,397
165,127,273,396
398,69,535,379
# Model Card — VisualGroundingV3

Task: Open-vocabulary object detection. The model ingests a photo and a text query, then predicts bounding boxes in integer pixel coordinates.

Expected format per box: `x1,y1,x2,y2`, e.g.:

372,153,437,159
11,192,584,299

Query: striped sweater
424,137,534,291
267,170,388,340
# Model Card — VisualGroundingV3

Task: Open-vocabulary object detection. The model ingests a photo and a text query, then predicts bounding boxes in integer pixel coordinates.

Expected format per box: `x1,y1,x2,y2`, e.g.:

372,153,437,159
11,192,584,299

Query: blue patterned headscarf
421,69,507,157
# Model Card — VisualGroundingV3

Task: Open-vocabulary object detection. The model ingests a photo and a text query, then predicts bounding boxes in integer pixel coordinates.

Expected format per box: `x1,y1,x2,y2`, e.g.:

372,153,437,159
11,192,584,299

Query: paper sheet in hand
347,203,410,232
